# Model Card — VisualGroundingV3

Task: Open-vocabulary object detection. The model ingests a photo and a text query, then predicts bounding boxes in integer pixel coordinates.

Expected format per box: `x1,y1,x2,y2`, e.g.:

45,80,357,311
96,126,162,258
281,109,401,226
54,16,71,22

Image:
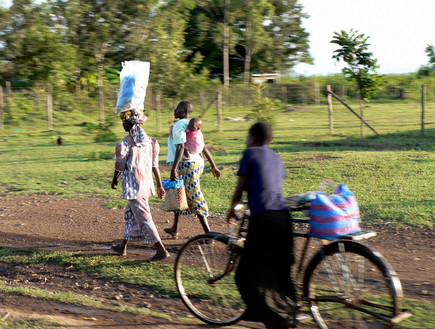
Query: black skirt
236,210,298,329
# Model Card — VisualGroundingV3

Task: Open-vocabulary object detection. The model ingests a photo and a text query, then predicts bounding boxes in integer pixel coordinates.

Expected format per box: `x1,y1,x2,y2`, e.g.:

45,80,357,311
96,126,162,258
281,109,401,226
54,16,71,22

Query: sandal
148,250,170,262
111,245,127,256
164,227,179,239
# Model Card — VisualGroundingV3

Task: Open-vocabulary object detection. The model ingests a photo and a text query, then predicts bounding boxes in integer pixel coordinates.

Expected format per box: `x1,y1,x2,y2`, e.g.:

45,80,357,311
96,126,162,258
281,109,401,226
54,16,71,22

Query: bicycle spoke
304,241,402,329
175,234,245,325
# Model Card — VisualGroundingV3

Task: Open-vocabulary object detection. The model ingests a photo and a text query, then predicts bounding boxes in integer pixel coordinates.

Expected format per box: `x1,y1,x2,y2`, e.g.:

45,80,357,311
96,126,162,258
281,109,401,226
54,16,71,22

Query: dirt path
0,195,433,328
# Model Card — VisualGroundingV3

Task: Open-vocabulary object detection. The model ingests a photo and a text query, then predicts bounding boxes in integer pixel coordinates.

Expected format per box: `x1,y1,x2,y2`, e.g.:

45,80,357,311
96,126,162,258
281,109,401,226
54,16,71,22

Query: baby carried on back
167,117,205,163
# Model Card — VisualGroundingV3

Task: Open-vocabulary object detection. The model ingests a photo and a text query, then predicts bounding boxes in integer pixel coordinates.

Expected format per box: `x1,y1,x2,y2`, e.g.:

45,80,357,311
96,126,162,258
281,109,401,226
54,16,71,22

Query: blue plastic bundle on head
115,61,150,113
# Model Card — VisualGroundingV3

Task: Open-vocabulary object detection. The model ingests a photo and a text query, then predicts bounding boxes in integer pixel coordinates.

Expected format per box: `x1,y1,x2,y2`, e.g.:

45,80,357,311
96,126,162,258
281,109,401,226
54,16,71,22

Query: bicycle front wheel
303,240,403,329
174,233,245,326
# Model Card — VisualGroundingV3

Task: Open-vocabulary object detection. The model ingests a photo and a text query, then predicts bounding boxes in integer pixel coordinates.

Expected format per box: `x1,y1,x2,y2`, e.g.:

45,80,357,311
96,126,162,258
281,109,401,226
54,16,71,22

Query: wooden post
5,81,11,96
47,86,53,131
314,80,320,103
421,84,426,135
328,88,380,136
199,90,206,109
216,91,222,132
147,88,153,114
98,86,104,122
155,91,161,134
168,99,172,128
358,91,365,138
0,86,4,130
281,86,288,105
326,85,334,134
330,91,379,136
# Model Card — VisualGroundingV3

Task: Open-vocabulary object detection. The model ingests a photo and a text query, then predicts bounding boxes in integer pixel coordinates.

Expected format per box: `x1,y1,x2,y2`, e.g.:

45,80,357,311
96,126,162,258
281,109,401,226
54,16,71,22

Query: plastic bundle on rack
116,61,150,113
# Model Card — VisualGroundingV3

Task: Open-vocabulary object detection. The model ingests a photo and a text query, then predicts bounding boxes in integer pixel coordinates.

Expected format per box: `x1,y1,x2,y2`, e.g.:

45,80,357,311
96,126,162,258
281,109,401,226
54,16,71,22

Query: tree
245,83,277,125
184,0,240,82
261,0,312,73
233,0,273,84
142,0,210,99
331,29,382,137
184,0,311,83
331,29,382,101
0,0,76,88
417,45,435,78
425,45,435,69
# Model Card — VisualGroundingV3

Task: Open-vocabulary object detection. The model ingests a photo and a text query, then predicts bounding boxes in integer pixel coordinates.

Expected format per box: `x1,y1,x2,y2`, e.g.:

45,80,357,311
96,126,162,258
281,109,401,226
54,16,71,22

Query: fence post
155,91,161,134
359,96,365,138
199,90,206,108
47,86,53,131
216,91,222,132
281,86,288,105
313,80,320,103
421,84,426,135
98,86,105,122
5,81,11,96
326,85,334,134
0,86,4,130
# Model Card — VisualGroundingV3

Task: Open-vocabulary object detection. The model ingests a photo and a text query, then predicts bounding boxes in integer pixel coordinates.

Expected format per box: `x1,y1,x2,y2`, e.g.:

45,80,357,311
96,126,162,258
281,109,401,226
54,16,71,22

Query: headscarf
119,109,147,146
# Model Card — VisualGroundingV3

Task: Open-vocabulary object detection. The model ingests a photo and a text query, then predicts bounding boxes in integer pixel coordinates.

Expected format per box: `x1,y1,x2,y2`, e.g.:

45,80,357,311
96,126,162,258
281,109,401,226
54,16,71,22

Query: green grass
1,101,434,226
0,247,177,296
0,318,66,329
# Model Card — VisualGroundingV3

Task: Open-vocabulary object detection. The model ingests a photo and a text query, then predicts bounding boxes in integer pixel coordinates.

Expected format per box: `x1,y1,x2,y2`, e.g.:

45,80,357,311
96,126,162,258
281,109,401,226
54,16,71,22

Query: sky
2,0,434,76
293,0,435,76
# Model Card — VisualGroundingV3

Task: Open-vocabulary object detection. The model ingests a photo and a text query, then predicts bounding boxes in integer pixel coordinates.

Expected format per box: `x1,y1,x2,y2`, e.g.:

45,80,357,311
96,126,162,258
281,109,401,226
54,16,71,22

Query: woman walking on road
111,109,170,262
164,101,221,238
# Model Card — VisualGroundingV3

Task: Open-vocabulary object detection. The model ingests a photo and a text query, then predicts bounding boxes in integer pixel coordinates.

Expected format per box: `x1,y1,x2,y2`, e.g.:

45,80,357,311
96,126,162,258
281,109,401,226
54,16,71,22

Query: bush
245,84,277,126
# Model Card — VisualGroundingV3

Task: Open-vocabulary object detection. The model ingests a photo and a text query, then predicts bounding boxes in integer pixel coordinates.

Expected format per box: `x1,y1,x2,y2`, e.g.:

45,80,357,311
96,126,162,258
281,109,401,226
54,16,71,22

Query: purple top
238,145,288,216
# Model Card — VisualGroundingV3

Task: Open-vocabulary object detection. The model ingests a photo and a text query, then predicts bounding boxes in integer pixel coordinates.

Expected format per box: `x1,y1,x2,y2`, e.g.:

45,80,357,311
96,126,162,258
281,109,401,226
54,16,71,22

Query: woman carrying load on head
111,109,169,262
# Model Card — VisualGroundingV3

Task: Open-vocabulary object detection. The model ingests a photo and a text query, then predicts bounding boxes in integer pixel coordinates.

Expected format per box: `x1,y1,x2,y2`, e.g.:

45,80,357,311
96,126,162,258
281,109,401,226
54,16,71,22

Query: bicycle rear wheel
174,233,245,326
303,240,403,329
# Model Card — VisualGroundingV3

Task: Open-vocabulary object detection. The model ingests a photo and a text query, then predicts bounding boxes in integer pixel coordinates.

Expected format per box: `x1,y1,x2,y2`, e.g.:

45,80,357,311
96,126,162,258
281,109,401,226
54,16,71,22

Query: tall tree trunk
223,0,230,87
243,10,253,86
244,47,252,85
95,43,108,122
75,68,81,95
98,66,104,122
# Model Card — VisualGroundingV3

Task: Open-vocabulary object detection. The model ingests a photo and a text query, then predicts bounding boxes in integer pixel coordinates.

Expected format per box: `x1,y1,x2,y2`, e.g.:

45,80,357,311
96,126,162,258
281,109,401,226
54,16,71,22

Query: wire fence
0,81,434,134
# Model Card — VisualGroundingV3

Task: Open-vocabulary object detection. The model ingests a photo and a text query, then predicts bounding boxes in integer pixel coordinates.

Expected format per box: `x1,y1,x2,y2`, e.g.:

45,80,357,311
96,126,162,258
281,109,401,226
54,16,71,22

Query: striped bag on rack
308,183,361,240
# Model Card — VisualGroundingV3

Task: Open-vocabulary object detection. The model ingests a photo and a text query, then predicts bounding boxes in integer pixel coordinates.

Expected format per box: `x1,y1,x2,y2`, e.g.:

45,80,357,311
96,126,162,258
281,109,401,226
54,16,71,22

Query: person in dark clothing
227,122,298,329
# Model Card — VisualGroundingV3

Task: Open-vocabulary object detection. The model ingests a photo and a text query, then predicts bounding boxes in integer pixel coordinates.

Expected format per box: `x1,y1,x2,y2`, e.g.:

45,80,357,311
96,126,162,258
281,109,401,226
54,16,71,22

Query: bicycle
174,199,412,328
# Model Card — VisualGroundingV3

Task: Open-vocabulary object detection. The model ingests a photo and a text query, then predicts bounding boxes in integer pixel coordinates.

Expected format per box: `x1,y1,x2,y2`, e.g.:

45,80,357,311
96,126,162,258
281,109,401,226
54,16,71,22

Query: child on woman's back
183,117,205,160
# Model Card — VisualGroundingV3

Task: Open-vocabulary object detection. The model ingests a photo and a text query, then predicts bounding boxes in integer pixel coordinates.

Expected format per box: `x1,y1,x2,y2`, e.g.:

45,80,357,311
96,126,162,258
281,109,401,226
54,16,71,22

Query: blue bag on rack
308,182,361,240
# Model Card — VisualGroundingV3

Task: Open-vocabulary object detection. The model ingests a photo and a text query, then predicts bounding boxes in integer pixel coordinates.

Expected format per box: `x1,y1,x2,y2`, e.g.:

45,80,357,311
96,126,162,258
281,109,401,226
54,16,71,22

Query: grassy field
1,99,434,227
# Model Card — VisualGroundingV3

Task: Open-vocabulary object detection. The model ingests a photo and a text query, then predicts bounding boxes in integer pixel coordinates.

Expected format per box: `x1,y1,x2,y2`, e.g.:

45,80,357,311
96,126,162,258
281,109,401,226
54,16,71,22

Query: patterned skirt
124,198,160,244
176,160,209,217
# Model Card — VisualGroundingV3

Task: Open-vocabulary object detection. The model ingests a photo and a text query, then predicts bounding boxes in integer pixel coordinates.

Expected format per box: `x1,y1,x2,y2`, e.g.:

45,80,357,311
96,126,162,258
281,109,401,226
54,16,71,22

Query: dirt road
0,195,433,328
